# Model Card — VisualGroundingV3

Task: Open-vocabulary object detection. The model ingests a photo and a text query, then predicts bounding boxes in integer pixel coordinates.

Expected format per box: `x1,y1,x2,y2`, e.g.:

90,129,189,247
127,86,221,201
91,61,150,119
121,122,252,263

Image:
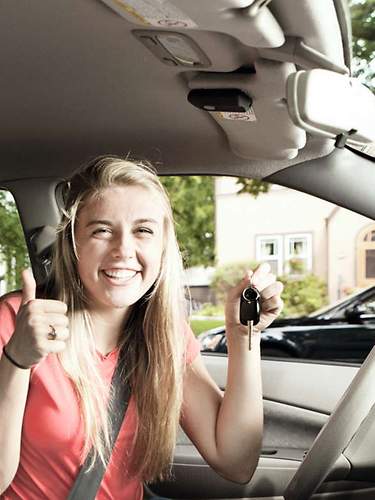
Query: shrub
279,274,328,317
210,261,328,318
210,260,258,304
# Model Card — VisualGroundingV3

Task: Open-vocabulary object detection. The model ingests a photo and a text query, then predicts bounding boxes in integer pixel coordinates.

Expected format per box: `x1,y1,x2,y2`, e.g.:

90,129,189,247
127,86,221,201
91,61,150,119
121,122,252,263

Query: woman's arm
181,263,283,483
0,270,69,493
0,356,31,493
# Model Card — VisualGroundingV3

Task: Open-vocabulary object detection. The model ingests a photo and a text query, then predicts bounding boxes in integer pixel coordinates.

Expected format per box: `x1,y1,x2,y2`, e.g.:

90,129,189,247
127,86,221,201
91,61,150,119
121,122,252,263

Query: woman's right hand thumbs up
5,269,70,369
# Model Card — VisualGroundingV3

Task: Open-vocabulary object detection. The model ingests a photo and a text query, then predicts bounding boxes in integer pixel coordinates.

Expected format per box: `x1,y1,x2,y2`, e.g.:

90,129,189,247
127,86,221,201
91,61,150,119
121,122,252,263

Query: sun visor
287,69,375,147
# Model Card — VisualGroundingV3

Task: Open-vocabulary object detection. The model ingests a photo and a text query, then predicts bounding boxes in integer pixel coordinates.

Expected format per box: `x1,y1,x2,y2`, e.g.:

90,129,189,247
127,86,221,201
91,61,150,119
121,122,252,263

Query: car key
240,286,261,350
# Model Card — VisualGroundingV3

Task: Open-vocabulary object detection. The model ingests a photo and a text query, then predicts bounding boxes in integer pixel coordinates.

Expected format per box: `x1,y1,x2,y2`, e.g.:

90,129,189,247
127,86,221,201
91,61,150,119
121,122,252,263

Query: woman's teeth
103,270,137,280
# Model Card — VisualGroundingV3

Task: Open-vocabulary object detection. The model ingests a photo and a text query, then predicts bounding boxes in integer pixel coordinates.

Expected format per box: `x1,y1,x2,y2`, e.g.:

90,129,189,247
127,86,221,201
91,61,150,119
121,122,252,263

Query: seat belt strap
67,352,131,500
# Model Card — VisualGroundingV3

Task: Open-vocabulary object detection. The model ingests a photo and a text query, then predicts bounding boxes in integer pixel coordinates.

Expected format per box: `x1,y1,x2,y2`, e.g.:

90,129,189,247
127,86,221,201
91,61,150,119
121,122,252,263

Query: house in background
184,266,216,308
215,177,375,302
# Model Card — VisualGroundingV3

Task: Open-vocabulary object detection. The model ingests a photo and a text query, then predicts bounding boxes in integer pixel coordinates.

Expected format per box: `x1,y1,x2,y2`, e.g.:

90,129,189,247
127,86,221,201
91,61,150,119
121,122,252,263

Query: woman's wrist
226,328,261,352
2,345,32,370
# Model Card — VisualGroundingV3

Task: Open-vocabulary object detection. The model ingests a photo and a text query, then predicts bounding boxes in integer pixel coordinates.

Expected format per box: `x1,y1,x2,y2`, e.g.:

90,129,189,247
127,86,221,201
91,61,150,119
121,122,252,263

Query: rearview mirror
287,69,375,147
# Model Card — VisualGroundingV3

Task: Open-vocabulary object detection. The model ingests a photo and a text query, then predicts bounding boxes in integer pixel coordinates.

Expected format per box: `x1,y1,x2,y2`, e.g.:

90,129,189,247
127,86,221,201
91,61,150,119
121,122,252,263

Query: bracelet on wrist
2,345,31,370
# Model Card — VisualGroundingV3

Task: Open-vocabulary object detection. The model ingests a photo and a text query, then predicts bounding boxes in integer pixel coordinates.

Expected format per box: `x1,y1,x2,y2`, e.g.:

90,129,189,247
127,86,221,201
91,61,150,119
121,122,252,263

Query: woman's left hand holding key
225,263,284,344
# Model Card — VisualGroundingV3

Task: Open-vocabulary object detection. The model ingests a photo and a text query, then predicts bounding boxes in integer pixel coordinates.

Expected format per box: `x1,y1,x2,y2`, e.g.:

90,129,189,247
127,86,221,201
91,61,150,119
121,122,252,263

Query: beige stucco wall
327,209,374,300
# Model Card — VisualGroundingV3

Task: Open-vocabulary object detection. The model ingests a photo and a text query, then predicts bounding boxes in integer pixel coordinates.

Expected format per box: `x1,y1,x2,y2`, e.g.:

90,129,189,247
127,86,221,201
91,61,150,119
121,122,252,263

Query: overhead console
100,0,285,48
99,0,374,161
186,62,307,160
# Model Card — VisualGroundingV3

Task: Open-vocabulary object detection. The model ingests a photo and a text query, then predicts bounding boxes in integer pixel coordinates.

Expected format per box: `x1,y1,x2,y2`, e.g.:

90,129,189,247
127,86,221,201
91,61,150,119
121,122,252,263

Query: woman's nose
111,234,136,259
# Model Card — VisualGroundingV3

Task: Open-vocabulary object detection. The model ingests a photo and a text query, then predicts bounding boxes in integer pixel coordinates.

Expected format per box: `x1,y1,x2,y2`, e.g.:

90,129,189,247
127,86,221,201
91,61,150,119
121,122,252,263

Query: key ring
241,286,260,305
47,325,57,341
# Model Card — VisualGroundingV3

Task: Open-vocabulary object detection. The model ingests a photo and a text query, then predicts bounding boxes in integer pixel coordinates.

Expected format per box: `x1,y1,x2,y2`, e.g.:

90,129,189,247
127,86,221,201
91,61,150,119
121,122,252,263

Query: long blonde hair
49,156,187,481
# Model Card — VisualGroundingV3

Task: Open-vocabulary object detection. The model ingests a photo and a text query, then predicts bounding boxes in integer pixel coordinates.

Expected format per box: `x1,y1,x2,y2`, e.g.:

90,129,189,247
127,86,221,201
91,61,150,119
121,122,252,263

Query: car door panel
151,453,299,499
149,355,361,498
262,400,327,451
206,354,359,413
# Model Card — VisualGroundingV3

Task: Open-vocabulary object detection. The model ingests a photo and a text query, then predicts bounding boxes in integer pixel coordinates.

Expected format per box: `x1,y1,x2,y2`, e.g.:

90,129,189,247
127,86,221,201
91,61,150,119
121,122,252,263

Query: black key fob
240,286,261,326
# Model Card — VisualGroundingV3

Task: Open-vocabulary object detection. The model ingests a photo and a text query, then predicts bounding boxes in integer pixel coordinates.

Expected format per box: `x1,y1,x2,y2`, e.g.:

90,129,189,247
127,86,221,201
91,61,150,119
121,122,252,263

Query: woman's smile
100,268,140,285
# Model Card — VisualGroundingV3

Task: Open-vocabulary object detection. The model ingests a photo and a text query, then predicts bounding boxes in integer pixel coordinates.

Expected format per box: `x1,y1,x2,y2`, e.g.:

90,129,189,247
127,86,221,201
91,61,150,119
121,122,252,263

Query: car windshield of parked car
307,288,369,318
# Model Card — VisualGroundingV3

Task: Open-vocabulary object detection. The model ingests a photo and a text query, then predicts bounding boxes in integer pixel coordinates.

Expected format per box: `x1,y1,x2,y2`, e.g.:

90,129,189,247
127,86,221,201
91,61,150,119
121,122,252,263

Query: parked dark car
199,285,375,363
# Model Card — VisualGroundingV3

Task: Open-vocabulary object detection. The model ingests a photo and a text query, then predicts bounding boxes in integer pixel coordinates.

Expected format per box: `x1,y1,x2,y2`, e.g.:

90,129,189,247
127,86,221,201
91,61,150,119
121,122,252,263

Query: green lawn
190,319,224,336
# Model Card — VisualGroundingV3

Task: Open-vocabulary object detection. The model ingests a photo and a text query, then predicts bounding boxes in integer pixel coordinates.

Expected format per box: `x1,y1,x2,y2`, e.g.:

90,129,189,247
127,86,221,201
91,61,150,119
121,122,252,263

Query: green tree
0,192,30,291
160,176,215,267
350,0,375,90
235,178,270,197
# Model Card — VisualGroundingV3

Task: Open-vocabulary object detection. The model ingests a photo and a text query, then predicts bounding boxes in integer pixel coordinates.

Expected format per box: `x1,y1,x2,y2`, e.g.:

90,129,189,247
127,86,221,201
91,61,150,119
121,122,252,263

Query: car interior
1,1,375,499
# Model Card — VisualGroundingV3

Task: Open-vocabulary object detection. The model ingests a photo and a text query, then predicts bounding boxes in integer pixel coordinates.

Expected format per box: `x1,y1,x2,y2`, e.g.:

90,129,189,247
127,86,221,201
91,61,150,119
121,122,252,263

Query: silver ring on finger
47,325,57,341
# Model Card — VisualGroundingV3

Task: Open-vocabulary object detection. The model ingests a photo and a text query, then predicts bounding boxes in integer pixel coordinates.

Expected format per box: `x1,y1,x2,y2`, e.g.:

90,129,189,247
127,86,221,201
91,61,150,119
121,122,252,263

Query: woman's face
75,185,165,313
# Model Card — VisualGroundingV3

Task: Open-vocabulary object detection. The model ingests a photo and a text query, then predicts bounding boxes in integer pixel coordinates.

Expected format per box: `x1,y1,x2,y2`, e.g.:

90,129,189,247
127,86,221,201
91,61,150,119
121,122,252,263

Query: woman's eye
92,227,112,237
136,227,154,235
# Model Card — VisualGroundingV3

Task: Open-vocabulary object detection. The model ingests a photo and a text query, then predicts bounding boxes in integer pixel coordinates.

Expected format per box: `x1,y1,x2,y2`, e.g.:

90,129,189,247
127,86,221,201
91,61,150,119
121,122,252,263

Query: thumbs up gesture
21,268,37,305
5,269,69,369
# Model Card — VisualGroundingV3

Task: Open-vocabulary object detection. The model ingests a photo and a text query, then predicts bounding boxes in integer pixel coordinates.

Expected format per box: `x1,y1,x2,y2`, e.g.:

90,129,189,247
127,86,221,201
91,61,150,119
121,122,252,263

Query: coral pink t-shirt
0,293,200,500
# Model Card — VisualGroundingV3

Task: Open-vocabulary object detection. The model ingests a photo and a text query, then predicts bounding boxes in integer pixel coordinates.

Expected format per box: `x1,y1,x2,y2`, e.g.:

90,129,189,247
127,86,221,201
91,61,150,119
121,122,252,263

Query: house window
256,233,312,276
256,236,283,275
285,234,312,275
357,224,375,287
366,250,375,278
363,230,375,242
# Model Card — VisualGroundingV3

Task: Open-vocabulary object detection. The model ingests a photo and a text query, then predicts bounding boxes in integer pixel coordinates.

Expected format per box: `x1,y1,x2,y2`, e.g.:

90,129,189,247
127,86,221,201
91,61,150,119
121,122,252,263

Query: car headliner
0,0,354,183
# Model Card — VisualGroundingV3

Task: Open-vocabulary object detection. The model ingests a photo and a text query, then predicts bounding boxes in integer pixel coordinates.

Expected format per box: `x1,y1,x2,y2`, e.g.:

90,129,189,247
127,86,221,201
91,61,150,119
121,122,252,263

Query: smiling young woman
0,156,283,499
38,158,190,489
